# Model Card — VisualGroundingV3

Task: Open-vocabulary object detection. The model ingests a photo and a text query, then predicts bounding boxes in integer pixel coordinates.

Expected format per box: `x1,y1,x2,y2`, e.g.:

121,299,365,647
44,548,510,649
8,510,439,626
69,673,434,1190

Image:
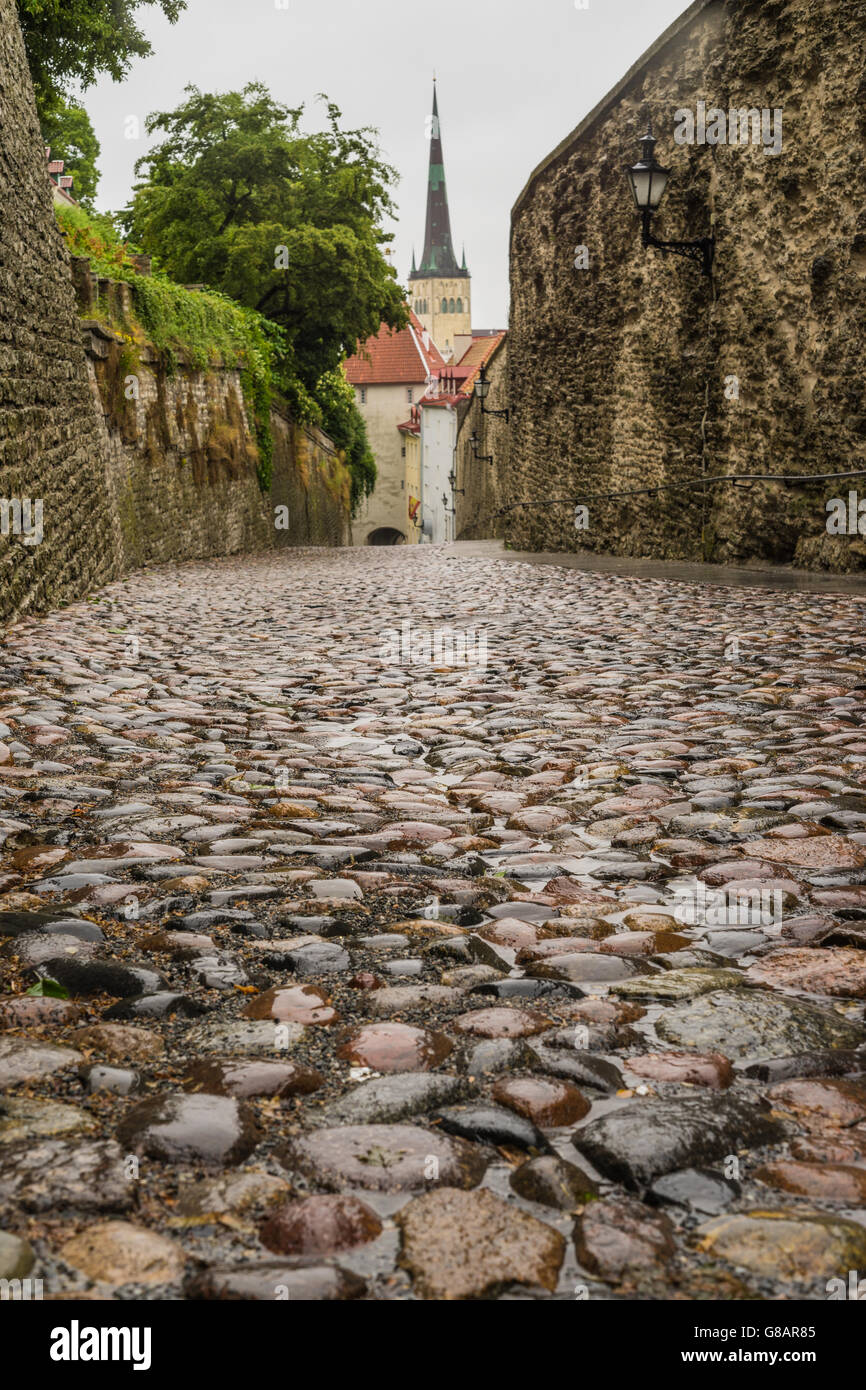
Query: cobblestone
1,544,865,1298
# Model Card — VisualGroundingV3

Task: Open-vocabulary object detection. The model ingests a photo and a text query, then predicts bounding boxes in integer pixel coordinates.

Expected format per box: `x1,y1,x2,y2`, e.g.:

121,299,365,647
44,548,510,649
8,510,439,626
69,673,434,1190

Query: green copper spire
410,83,468,281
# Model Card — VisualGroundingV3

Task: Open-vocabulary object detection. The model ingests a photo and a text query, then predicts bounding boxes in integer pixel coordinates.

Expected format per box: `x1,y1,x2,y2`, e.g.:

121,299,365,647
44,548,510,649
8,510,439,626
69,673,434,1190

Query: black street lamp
469,431,493,465
627,124,715,277
441,492,455,515
473,365,509,422
448,470,465,495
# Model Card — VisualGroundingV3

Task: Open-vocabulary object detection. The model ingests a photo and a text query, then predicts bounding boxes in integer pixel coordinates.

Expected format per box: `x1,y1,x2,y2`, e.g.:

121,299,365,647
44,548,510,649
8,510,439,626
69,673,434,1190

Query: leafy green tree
39,93,101,206
124,83,407,390
18,0,186,114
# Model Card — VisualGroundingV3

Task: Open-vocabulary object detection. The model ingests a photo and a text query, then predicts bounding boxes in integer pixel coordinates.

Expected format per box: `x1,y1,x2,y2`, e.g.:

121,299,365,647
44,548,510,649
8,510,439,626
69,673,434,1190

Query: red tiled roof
344,310,446,385
456,331,507,397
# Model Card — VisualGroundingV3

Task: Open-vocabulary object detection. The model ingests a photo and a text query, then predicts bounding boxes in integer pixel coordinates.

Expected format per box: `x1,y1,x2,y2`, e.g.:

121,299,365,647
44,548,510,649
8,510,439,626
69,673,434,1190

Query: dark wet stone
743,1049,866,1083
528,952,642,983
30,958,166,997
648,1167,740,1215
181,909,256,931
0,910,101,940
182,1059,323,1099
117,1093,261,1166
573,1094,785,1190
574,1195,675,1281
30,873,116,893
81,1065,140,1096
260,1194,382,1256
280,914,338,933
469,978,579,1002
380,958,423,977
284,941,351,975
185,1260,366,1300
509,1154,599,1209
103,992,206,1020
284,1123,489,1192
432,1102,551,1154
463,1039,542,1077
318,1072,472,1125
529,1046,625,1094
9,930,101,966
0,1138,134,1212
657,989,866,1060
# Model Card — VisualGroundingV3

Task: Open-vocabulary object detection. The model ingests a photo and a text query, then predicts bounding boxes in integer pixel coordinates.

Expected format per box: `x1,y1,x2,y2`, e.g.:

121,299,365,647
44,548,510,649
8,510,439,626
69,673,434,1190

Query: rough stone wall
504,0,866,569
269,408,351,550
84,324,350,567
0,0,121,622
455,340,510,540
0,0,349,626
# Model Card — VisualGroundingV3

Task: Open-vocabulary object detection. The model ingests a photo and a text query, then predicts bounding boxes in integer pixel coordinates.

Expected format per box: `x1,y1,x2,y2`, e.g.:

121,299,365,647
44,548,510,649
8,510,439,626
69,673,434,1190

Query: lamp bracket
642,211,715,277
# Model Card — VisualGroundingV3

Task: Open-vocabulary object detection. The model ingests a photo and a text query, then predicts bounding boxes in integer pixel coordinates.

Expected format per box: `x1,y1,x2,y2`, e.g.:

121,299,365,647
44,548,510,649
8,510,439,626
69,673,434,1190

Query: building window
359,387,367,404
456,297,463,313
449,298,455,313
441,297,448,314
407,388,413,403
423,299,428,314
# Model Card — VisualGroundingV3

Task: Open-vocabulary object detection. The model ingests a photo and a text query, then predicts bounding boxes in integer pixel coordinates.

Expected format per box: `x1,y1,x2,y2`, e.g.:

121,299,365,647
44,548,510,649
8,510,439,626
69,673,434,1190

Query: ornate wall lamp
473,365,509,422
469,431,493,464
448,470,465,496
626,124,715,277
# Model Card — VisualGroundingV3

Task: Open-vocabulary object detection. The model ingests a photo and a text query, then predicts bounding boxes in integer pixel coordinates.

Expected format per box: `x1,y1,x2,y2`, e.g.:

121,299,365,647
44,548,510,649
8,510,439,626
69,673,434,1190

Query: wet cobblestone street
2,544,866,1300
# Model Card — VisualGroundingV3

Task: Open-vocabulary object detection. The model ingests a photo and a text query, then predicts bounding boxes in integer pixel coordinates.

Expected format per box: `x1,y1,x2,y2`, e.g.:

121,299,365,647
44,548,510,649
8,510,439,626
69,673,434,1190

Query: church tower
408,82,470,361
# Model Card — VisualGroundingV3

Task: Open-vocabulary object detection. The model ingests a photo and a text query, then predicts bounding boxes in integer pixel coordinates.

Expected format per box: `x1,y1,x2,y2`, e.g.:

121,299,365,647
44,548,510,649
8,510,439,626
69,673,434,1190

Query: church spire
411,82,466,280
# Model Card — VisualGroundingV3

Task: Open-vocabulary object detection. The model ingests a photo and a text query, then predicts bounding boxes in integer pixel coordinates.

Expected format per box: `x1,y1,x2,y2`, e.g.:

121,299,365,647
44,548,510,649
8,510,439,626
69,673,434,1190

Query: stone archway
366,528,406,546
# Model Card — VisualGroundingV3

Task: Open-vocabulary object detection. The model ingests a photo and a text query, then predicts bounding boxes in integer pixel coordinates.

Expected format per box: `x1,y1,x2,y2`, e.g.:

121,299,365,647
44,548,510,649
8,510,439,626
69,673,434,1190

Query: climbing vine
55,204,279,489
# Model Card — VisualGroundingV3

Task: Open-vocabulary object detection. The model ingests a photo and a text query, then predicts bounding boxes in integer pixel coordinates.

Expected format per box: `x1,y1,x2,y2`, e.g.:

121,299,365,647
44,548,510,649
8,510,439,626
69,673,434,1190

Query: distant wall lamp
627,124,715,277
473,364,509,421
448,470,465,495
469,431,493,464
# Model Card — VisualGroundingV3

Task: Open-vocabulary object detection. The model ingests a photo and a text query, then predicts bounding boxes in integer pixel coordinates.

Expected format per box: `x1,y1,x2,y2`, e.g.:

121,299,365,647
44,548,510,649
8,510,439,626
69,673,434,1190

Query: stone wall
501,0,866,569
455,339,510,540
0,0,349,626
84,319,349,569
0,0,121,622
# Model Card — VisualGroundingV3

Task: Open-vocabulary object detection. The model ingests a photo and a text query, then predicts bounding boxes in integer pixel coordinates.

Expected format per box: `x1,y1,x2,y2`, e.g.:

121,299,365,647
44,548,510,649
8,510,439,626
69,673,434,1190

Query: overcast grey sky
85,0,690,327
